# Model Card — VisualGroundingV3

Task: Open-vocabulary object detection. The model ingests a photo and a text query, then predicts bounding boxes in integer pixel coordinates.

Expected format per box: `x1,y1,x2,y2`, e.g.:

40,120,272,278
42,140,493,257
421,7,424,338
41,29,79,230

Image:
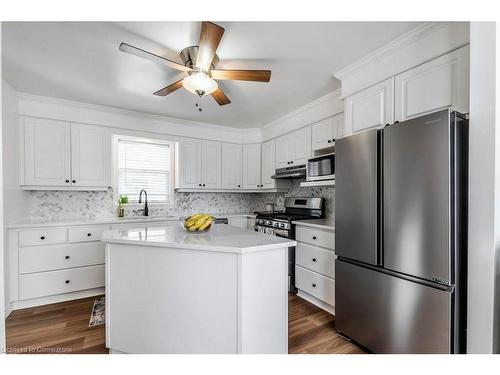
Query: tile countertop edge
6,213,257,229
292,219,335,231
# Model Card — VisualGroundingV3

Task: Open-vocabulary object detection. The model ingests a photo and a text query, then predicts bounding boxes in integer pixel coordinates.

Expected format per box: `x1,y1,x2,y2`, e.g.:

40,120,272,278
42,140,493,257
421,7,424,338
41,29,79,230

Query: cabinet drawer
19,228,67,247
296,242,336,278
295,265,335,306
68,225,109,242
19,265,105,300
19,242,105,274
296,226,335,249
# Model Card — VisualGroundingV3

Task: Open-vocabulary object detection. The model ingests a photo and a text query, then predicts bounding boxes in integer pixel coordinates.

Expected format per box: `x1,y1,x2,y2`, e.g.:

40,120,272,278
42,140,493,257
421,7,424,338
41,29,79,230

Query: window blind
118,139,171,203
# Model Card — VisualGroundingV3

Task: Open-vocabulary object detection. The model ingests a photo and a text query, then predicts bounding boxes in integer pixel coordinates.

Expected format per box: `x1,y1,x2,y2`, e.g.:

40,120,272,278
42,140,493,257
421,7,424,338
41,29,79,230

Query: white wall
467,22,498,354
0,21,6,352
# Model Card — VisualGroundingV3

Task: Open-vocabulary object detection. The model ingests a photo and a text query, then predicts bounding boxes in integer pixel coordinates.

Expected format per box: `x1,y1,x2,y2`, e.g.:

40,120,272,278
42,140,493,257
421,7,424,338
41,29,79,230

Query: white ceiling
2,21,421,128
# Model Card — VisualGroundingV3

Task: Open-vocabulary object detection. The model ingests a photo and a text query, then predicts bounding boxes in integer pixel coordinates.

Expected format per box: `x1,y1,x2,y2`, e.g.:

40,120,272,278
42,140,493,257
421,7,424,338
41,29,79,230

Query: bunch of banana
184,213,213,232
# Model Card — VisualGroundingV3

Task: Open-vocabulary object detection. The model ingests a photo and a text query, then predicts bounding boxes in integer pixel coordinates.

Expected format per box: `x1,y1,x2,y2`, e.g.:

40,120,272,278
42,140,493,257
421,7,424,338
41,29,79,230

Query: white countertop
292,218,335,231
7,213,256,229
101,221,296,254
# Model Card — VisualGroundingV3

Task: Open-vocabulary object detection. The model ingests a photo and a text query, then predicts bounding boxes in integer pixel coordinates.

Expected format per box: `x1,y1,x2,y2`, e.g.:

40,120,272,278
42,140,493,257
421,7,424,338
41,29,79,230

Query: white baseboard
11,288,105,311
296,289,335,315
5,302,13,318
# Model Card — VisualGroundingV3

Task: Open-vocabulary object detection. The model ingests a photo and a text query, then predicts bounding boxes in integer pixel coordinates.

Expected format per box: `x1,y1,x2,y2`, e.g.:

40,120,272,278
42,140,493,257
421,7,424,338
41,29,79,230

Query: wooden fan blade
211,88,231,106
196,22,225,71
211,69,271,82
119,43,191,72
153,79,184,96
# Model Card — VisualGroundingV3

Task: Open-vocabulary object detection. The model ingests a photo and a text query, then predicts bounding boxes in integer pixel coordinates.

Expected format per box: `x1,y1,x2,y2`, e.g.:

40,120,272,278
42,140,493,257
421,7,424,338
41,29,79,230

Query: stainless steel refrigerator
335,109,468,354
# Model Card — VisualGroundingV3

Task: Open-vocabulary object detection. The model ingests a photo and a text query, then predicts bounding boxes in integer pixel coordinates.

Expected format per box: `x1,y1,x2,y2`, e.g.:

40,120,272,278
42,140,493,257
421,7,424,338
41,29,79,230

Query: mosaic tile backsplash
25,180,334,221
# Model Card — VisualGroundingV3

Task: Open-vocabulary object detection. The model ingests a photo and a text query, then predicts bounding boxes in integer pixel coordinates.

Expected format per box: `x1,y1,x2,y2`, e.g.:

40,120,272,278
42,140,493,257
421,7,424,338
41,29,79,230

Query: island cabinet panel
106,244,239,354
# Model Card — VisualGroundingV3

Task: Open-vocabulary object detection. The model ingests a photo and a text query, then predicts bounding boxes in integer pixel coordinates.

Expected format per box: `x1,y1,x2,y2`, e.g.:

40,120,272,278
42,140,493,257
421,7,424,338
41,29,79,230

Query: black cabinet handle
198,184,202,187
328,139,332,143
40,236,45,240
332,139,336,142
72,180,76,183
290,161,294,164
312,258,317,262
87,233,92,237
65,179,70,183
202,184,206,187
312,283,317,288
312,236,317,240
65,255,70,259
65,280,70,284
238,185,241,187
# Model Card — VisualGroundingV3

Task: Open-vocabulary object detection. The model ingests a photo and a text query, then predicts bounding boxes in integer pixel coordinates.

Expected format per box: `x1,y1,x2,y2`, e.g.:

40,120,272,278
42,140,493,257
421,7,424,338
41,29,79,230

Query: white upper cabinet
222,143,242,189
345,77,394,134
275,135,290,169
200,140,222,189
311,113,345,152
242,143,262,189
289,126,311,166
394,45,470,121
21,117,110,189
275,126,312,168
177,138,202,189
22,117,71,187
71,124,110,187
261,139,276,189
311,117,334,151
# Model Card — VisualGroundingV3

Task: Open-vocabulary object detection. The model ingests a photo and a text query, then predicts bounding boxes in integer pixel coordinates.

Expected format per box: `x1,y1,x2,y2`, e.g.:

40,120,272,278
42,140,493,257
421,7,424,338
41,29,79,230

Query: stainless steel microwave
307,153,335,181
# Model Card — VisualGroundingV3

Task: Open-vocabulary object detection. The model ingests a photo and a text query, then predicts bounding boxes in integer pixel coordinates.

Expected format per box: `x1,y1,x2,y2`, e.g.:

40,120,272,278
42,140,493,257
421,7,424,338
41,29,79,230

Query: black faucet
138,189,149,216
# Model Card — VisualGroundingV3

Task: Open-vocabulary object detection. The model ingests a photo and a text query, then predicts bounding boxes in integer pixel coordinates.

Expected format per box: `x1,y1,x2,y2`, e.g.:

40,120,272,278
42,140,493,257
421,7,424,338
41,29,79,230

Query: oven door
307,154,335,181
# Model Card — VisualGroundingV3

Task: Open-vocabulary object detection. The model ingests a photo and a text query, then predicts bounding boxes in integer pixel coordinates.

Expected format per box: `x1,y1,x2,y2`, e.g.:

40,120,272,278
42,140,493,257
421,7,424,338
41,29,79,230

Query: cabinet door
345,78,394,134
221,143,242,189
333,112,345,140
178,138,201,189
242,143,261,189
275,135,290,169
23,117,71,186
289,126,311,166
71,124,110,187
394,45,469,121
261,139,276,189
311,117,334,151
201,141,222,189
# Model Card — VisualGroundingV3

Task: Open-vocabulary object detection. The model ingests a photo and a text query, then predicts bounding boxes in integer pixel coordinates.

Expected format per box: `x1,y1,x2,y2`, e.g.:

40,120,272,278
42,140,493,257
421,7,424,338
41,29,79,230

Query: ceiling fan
119,21,271,108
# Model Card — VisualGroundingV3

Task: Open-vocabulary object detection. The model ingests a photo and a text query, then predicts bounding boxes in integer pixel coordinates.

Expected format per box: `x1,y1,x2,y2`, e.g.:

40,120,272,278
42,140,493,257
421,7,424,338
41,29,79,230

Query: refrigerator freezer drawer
335,259,452,353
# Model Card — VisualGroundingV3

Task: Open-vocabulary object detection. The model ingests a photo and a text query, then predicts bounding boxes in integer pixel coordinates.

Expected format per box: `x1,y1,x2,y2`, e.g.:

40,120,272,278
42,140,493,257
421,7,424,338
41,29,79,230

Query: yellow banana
198,217,213,231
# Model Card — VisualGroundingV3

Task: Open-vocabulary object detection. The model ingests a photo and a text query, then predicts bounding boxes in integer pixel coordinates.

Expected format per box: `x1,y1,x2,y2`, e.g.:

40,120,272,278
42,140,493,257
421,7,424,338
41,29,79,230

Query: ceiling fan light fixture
182,70,218,96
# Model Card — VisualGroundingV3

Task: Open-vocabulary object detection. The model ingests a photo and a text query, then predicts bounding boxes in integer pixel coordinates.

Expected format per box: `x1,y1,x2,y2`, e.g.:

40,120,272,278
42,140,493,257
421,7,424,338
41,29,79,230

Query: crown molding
263,88,342,130
16,92,259,134
334,22,449,80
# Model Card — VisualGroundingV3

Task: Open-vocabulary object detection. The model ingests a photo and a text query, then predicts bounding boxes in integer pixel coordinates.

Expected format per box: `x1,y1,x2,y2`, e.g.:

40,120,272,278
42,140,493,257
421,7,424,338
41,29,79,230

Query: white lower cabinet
294,224,335,313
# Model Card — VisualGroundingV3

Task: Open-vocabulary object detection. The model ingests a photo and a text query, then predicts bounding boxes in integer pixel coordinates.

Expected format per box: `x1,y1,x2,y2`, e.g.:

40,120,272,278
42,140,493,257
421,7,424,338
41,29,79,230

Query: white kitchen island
101,222,295,354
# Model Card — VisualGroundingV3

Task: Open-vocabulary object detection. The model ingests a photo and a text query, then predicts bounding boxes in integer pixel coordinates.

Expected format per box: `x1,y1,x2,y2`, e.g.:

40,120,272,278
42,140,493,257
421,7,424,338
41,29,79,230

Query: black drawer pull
202,184,206,187
238,185,240,187
65,255,70,259
312,283,317,288
327,139,331,143
65,280,70,284
312,236,317,240
312,258,317,262
65,179,70,183
198,184,202,187
87,233,92,237
72,180,76,183
40,236,46,240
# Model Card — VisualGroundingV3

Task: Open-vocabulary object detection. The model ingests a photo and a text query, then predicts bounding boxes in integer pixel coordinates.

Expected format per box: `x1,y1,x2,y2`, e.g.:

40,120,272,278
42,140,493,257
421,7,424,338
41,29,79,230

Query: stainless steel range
255,197,324,293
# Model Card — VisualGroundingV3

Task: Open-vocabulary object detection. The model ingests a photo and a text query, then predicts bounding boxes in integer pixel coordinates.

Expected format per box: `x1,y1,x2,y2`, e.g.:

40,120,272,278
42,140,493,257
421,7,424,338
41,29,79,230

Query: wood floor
6,294,365,354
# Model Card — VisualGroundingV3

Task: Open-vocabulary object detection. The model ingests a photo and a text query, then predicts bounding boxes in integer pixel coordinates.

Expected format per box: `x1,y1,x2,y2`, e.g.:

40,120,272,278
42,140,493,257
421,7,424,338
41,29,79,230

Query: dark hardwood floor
6,294,365,354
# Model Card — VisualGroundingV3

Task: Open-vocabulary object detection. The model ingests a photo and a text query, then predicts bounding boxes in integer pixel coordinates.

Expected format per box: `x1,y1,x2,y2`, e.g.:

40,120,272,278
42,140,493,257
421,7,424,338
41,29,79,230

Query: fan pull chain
195,95,203,112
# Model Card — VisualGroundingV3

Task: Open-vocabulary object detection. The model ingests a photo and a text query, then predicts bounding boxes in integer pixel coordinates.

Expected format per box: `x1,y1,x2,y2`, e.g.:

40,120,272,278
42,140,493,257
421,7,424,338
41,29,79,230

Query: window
116,136,174,204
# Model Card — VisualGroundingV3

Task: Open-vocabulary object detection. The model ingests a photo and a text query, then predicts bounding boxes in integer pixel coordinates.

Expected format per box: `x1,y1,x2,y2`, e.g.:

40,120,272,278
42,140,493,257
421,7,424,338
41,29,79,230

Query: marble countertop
7,212,257,229
292,218,335,231
102,221,296,254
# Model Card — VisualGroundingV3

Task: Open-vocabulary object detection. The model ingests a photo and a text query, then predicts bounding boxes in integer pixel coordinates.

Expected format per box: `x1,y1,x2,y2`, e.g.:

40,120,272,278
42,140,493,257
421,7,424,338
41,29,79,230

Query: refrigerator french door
335,109,468,354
